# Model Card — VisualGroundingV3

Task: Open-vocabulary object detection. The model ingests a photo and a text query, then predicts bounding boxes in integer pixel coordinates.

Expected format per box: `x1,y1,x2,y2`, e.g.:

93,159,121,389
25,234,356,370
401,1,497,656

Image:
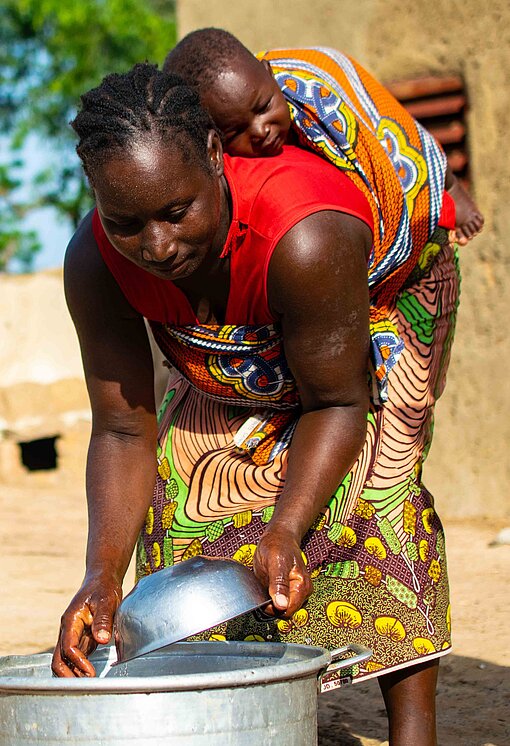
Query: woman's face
92,131,229,282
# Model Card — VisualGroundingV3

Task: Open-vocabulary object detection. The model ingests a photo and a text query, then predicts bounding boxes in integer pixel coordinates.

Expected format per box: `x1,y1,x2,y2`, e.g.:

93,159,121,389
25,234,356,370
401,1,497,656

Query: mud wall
0,270,90,485
179,0,510,518
0,271,166,486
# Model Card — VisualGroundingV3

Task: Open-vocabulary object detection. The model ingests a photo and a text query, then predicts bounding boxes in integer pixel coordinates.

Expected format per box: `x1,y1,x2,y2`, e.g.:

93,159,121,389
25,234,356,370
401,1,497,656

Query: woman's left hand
253,527,313,618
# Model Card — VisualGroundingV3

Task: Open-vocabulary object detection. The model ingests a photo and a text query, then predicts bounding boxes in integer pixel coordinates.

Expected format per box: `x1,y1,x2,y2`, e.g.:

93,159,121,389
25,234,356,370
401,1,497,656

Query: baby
164,28,483,246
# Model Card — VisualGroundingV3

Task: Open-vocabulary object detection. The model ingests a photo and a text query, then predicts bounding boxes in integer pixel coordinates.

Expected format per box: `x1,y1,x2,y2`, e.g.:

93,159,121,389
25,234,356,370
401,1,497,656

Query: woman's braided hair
71,62,218,177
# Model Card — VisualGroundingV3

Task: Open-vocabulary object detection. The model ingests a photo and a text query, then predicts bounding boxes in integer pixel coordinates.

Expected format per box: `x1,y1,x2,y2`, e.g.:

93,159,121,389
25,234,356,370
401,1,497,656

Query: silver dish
115,555,270,663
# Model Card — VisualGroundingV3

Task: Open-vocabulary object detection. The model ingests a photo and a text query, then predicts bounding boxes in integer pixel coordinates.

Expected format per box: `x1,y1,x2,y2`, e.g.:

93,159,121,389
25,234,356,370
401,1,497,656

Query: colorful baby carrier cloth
258,47,449,400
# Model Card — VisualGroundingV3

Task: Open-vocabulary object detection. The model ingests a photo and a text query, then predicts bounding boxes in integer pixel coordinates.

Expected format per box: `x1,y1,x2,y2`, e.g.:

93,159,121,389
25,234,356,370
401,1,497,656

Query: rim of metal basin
0,641,333,694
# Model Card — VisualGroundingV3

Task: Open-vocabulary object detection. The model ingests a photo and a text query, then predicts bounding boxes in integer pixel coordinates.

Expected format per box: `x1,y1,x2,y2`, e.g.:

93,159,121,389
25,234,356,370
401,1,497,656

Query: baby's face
202,57,291,157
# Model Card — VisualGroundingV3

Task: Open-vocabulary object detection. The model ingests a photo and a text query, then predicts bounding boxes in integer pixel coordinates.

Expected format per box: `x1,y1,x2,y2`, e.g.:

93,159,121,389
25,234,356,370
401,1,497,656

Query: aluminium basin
0,640,370,745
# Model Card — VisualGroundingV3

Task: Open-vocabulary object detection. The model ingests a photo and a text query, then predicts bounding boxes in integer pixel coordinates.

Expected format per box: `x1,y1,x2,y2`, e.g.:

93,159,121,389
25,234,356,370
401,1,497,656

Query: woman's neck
173,173,232,323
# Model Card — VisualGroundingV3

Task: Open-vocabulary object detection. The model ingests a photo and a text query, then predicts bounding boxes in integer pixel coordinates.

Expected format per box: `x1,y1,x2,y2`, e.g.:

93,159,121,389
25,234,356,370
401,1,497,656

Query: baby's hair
163,28,254,92
71,62,218,176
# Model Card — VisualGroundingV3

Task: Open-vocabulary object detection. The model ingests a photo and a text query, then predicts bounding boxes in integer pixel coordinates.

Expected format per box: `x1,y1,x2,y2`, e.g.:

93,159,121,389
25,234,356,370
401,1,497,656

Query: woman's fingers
262,549,312,617
90,590,118,645
269,562,290,611
267,562,312,617
52,605,96,678
62,614,97,677
286,565,313,616
254,530,313,618
52,582,121,678
51,649,78,678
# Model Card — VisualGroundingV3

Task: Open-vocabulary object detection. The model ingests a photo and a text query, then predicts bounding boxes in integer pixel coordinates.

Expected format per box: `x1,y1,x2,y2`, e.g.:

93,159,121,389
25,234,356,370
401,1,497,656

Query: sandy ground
1,478,508,745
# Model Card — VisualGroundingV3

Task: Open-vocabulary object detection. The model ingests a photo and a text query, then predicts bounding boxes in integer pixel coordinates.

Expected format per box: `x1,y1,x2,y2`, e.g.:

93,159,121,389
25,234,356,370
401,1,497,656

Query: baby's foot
448,179,484,245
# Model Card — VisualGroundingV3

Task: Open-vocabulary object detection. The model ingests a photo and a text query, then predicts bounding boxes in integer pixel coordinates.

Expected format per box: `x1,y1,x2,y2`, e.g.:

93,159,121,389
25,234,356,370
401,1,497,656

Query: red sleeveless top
92,145,374,325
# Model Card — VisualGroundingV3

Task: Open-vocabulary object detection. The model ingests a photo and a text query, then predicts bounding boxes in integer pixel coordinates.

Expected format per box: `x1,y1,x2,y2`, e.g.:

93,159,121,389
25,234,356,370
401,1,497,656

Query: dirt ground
1,478,508,745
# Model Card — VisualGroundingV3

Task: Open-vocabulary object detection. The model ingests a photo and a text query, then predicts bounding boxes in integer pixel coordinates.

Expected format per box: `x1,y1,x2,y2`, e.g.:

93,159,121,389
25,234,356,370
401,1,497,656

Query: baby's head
164,28,291,157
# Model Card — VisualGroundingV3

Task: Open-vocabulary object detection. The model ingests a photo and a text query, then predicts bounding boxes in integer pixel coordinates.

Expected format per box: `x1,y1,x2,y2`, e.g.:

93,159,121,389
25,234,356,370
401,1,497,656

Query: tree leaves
0,0,176,270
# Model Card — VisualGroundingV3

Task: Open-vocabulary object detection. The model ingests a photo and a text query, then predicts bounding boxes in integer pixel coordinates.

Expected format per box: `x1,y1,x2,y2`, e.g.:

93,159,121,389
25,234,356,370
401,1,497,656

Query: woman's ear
207,130,224,176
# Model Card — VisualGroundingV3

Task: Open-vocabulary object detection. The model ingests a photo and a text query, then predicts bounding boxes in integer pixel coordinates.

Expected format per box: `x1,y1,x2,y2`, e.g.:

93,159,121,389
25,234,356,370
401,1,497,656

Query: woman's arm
52,213,158,677
256,210,372,616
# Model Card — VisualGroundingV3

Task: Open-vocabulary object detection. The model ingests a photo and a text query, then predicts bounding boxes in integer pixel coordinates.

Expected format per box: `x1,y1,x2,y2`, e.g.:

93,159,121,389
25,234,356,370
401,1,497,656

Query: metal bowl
115,556,270,663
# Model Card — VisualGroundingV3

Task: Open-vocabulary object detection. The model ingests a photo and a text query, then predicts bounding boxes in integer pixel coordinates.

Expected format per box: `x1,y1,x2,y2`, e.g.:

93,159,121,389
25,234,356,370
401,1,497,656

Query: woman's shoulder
64,210,141,329
227,145,353,195
65,210,132,298
226,146,373,236
64,209,105,284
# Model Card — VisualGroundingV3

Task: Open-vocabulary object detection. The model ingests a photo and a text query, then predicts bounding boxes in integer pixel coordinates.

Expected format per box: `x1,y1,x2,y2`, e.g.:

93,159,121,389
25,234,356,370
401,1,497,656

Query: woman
53,63,458,746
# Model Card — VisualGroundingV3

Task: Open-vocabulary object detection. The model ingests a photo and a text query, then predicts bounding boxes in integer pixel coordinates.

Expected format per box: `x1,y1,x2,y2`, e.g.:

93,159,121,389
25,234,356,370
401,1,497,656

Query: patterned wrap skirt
137,238,459,683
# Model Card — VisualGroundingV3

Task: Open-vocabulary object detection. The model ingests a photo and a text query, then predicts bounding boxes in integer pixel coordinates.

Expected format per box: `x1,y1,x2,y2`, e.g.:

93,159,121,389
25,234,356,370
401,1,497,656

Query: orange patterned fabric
258,47,448,399
139,243,460,680
150,323,299,465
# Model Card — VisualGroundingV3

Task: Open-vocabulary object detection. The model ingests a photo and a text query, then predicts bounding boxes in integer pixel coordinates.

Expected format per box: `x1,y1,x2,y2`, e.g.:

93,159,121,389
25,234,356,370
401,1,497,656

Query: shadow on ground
318,654,509,746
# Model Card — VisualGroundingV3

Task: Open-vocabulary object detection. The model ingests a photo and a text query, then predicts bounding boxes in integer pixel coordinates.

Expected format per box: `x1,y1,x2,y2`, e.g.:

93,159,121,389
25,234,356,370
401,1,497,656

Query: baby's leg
447,173,484,245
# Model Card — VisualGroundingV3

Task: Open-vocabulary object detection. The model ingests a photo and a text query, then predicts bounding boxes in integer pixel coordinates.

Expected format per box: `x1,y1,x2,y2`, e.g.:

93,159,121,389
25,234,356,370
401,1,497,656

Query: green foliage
0,162,40,271
0,0,176,271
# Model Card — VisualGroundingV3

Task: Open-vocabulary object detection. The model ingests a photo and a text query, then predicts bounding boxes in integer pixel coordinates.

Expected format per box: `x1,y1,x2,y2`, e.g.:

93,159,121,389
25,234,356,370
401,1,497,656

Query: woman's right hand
51,574,122,678
254,526,313,618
